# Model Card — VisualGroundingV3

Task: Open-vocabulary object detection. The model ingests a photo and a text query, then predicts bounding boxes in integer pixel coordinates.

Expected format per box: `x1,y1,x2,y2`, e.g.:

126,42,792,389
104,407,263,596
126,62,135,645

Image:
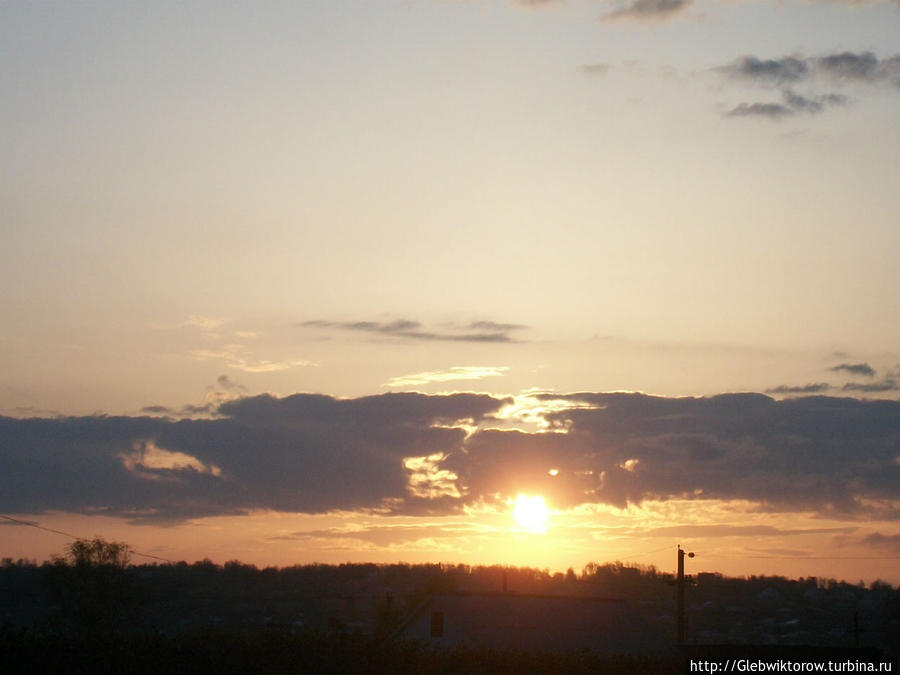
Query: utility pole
677,545,695,645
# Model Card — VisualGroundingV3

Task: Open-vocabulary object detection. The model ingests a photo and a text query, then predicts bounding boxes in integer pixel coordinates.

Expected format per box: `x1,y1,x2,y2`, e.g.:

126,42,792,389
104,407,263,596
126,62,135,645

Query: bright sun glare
512,494,549,534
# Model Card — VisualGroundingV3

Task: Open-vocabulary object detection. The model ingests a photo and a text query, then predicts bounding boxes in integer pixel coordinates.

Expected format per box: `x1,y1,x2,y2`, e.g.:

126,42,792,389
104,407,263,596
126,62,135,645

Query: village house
393,591,660,654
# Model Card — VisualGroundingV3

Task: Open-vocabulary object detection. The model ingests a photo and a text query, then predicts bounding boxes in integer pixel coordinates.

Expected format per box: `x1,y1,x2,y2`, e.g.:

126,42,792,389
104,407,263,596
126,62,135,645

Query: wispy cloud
190,345,315,373
580,63,610,77
815,52,900,86
725,88,846,119
642,524,857,538
862,532,900,553
600,0,692,22
831,362,876,377
270,522,485,548
718,56,810,84
726,102,795,119
300,319,527,344
765,383,832,395
385,366,510,388
141,375,249,418
843,379,899,393
140,405,172,415
181,315,228,331
782,89,847,114
721,52,900,87
217,374,246,391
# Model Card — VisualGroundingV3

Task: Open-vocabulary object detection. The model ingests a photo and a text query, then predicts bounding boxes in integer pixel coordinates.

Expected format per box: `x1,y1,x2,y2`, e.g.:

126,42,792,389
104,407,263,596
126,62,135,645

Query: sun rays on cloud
4,390,899,524
385,366,510,388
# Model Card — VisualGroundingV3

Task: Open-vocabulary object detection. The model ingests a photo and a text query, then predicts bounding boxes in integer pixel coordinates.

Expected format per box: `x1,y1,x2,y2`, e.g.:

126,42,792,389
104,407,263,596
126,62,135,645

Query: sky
1,0,899,583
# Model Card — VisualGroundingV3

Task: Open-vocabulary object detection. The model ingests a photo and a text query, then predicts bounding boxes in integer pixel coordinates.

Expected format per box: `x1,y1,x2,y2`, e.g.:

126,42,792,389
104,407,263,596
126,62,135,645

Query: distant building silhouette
393,592,661,654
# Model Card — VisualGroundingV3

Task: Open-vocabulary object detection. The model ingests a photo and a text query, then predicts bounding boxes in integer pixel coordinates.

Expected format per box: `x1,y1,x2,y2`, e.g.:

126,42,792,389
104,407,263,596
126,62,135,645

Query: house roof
393,592,652,654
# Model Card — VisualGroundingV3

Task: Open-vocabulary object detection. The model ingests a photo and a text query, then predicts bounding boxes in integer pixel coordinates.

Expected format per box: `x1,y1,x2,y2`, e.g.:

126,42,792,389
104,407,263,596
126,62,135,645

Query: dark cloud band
2,392,898,523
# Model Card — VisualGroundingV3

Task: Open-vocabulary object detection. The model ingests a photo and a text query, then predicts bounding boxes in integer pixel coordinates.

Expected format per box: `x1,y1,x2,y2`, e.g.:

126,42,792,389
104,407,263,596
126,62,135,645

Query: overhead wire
0,513,175,564
5,513,898,565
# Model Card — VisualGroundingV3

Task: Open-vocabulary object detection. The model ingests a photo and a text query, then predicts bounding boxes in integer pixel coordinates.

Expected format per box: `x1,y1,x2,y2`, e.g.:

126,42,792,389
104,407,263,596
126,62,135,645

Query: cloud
862,532,900,553
190,345,315,373
300,319,527,344
600,0,692,21
503,392,900,517
181,315,228,331
719,56,810,84
580,64,610,77
140,405,173,415
781,89,847,114
814,52,900,84
384,366,509,388
141,377,250,420
466,321,527,332
719,52,900,87
0,393,510,522
765,383,832,395
843,379,899,393
119,440,222,479
718,52,898,121
725,102,795,119
641,524,858,538
725,89,846,120
217,375,246,391
271,523,480,548
2,392,898,523
831,362,876,377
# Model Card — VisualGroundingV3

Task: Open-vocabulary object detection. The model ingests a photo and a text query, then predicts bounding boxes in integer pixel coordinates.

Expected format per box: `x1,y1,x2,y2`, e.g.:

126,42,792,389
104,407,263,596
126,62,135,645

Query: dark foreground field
1,629,677,675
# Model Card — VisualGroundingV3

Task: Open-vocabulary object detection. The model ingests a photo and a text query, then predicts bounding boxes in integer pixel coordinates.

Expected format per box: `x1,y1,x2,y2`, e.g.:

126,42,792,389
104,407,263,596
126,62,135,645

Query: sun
512,494,550,534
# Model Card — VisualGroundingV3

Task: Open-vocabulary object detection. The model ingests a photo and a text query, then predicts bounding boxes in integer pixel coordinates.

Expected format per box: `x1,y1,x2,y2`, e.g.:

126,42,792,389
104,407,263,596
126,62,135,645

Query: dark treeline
1,553,898,672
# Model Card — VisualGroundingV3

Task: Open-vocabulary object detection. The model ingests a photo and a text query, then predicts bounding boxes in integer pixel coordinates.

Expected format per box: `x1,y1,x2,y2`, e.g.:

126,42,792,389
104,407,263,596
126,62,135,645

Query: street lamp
677,545,695,645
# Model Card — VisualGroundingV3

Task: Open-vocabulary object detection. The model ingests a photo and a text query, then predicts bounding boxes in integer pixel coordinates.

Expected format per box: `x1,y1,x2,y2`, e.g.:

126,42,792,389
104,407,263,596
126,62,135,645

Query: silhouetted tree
63,537,132,568
43,537,139,635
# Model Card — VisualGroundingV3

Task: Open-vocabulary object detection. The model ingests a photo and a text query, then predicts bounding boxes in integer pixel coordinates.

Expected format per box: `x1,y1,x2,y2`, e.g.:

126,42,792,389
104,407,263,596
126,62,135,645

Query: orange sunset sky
2,1,899,584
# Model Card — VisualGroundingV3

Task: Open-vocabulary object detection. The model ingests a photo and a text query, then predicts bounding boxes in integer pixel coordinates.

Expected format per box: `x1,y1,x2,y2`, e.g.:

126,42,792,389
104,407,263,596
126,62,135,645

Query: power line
0,513,80,540
1,513,175,564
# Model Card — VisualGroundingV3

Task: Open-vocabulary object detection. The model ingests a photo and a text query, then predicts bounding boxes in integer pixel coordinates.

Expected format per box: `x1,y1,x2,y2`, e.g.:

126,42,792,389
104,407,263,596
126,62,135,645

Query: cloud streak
720,52,900,86
862,532,900,553
725,102,795,120
300,319,527,344
600,0,692,21
831,362,876,377
384,366,509,388
725,89,847,119
843,379,899,393
719,56,810,84
765,383,832,395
